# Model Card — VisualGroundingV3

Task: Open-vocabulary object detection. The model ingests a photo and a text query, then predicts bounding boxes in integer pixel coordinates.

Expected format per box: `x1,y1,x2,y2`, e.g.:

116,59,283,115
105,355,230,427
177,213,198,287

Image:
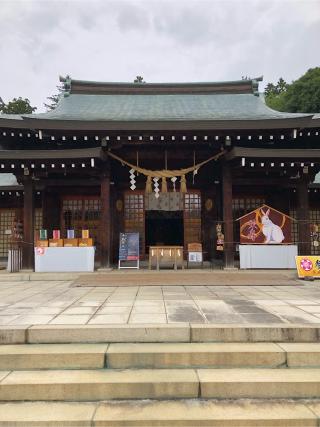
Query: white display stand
35,247,95,272
239,245,298,269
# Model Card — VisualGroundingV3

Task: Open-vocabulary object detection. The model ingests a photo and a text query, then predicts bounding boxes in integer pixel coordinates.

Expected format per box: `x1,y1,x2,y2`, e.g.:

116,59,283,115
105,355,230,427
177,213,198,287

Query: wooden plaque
238,204,293,245
187,243,202,252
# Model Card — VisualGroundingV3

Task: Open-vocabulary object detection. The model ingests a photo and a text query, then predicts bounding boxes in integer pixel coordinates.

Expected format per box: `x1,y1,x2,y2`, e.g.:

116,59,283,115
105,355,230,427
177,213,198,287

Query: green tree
265,68,320,113
44,82,64,111
264,77,288,111
284,68,320,113
0,97,37,114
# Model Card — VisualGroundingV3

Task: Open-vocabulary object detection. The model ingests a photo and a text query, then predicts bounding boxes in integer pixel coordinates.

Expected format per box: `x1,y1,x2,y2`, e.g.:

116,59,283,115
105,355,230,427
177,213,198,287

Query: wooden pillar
201,189,216,260
222,161,235,268
111,188,121,264
297,179,310,255
22,176,34,270
100,173,111,268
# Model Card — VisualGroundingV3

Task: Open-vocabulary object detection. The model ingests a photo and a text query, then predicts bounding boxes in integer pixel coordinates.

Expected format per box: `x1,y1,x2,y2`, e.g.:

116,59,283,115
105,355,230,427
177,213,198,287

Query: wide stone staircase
1,324,320,425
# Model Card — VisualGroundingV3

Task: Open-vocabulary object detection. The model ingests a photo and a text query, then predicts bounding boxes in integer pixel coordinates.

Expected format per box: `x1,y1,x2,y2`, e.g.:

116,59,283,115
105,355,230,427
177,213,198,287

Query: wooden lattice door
0,209,20,258
124,191,145,258
184,192,201,250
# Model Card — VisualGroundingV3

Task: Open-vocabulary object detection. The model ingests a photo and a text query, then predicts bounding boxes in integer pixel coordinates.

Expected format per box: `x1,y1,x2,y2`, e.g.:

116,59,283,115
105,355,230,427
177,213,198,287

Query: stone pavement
1,280,320,325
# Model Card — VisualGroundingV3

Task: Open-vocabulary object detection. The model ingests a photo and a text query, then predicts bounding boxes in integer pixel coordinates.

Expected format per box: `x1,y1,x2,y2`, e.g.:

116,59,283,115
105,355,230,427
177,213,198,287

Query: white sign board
188,251,203,263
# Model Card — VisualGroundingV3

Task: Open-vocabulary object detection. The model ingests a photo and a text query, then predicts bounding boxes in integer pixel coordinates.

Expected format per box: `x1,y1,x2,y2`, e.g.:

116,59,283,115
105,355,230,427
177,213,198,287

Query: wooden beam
226,147,320,160
222,161,234,268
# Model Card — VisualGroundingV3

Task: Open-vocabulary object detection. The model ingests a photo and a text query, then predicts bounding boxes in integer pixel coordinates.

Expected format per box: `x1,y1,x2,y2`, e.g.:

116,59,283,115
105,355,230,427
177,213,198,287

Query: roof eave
0,116,313,131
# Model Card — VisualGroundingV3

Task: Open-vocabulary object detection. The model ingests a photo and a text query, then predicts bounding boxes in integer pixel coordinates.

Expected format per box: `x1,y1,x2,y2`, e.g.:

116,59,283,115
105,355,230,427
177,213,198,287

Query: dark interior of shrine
145,210,184,250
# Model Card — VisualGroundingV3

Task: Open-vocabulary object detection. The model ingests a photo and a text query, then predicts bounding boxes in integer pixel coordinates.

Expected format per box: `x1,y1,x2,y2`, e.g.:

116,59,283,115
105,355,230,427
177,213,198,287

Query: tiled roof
28,92,309,122
0,78,315,130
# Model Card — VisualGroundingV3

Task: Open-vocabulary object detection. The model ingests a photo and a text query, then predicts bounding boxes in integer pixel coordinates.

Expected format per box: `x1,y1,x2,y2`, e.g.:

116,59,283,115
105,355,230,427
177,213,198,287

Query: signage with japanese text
119,232,139,261
295,256,320,278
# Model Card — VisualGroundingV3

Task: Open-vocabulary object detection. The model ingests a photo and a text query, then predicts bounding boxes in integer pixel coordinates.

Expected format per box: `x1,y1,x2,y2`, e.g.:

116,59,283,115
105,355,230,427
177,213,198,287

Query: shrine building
0,76,319,270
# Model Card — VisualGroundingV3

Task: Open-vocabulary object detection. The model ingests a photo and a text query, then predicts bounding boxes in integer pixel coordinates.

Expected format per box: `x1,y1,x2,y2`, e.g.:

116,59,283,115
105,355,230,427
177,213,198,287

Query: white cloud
0,0,319,111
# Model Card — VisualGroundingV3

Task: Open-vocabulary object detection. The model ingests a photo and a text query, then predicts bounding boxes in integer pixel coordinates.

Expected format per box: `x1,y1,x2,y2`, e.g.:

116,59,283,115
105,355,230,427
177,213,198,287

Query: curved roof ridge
60,75,263,96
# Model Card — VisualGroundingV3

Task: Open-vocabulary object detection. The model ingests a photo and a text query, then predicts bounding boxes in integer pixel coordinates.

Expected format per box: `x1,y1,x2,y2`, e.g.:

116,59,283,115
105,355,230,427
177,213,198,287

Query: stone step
3,324,320,345
0,401,97,426
0,369,199,401
1,342,320,370
0,344,108,370
0,400,320,426
107,342,287,368
199,368,320,399
1,368,320,401
93,399,320,426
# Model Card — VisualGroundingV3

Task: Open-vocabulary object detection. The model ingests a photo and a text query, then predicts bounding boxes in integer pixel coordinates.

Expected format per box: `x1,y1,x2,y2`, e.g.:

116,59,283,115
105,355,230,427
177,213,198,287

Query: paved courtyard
1,280,320,325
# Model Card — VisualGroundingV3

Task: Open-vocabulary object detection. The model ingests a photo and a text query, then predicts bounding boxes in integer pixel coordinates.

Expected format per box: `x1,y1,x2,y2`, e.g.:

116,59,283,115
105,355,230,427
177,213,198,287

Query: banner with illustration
238,204,293,245
296,256,320,278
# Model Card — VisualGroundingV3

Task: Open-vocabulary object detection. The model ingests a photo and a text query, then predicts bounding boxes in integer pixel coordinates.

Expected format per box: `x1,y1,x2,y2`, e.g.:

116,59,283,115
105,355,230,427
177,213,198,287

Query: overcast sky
0,0,319,111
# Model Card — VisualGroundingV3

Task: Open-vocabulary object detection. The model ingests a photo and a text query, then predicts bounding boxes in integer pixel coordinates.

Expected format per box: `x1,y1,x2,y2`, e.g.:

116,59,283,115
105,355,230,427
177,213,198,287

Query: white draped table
239,245,298,269
35,247,95,272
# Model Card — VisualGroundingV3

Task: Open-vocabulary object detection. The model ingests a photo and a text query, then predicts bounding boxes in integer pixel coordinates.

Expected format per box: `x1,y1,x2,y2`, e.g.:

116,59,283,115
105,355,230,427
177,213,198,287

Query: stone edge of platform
0,273,81,282
0,399,319,425
1,323,320,344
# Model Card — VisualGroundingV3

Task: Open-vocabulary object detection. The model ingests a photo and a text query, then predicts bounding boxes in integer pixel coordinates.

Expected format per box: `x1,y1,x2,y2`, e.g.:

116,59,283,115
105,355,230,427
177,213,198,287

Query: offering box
36,240,48,247
49,239,63,247
78,238,93,247
63,238,78,247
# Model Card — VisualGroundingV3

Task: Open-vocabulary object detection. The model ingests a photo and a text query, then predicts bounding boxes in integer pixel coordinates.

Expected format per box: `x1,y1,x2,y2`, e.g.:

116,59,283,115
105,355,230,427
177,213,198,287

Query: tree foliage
264,77,288,111
265,68,320,113
44,82,64,111
284,68,320,113
0,97,37,114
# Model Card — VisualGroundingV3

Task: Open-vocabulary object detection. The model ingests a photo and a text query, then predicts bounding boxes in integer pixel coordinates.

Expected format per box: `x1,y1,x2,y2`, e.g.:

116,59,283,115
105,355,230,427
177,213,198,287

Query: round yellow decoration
116,199,123,212
205,198,213,211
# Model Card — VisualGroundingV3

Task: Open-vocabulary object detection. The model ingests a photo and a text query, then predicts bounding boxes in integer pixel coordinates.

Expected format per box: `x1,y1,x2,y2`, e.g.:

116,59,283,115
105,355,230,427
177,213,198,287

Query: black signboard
119,232,139,261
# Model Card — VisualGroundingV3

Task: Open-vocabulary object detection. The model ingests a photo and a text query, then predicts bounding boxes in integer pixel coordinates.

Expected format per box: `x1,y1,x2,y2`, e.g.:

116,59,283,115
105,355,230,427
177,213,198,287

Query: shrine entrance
145,210,184,251
124,190,202,259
